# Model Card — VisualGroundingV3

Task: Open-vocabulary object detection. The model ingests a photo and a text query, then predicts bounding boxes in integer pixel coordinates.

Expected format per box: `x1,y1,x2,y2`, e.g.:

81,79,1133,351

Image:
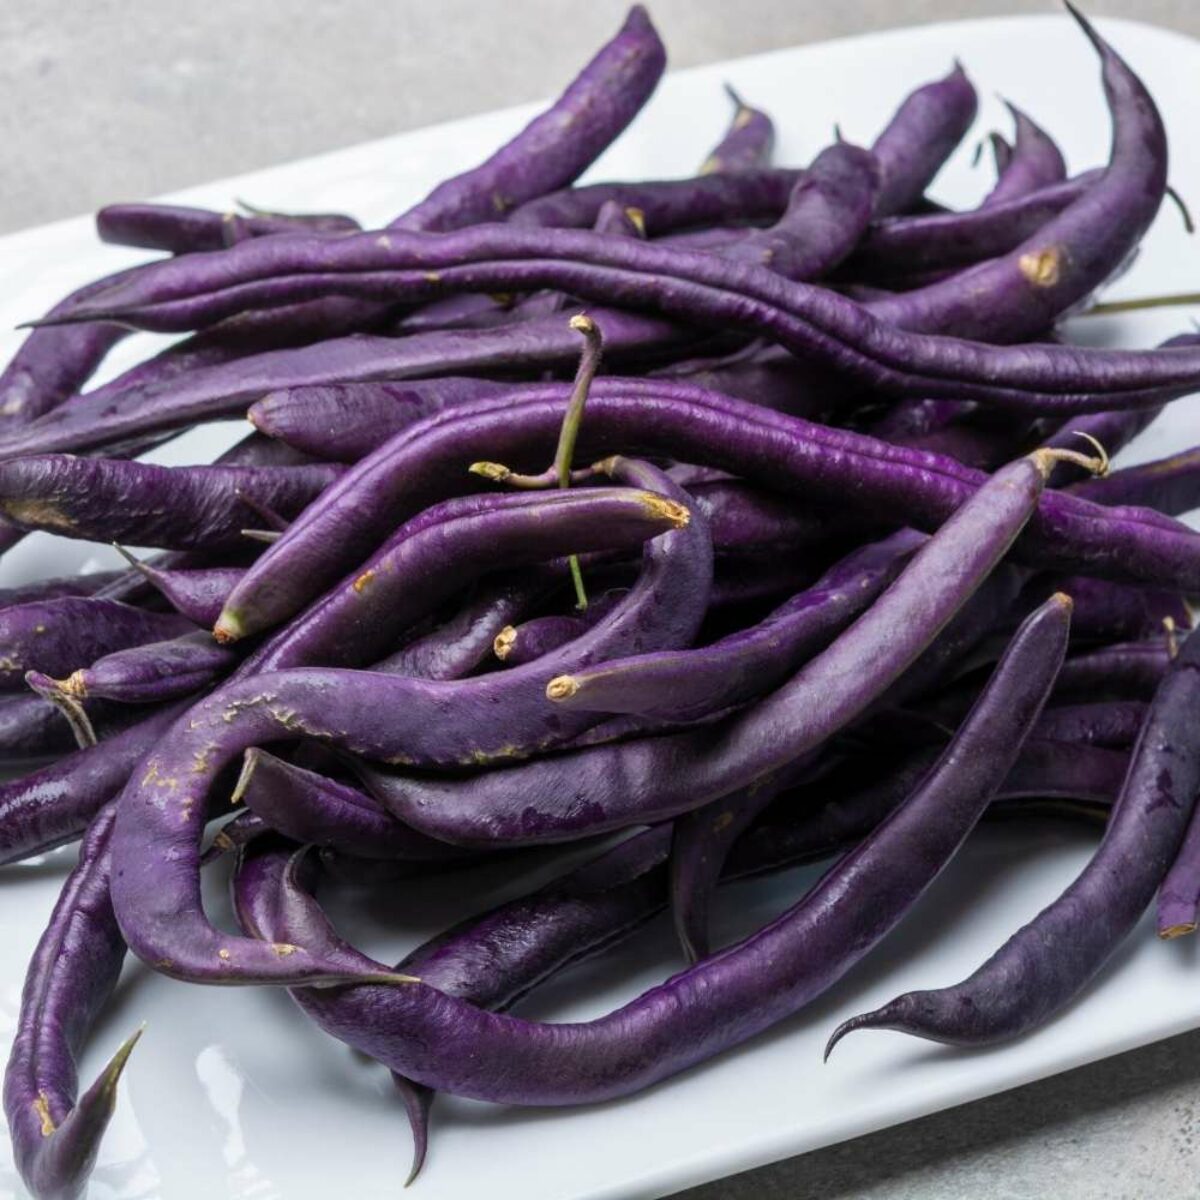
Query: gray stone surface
3,2,1200,1197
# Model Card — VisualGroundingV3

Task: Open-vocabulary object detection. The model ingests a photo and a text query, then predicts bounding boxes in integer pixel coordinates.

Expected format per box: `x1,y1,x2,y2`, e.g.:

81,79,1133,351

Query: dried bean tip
1158,921,1197,939
231,748,262,806
625,207,647,235
493,626,517,661
569,312,597,336
213,612,246,645
638,493,691,528
1030,444,1108,480
1164,616,1180,659
1049,592,1075,614
468,461,513,483
545,675,580,701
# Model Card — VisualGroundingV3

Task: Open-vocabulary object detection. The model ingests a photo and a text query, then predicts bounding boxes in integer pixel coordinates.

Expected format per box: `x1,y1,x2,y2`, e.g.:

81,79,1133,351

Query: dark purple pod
494,591,623,668
724,143,879,281
1017,573,1191,644
373,569,556,680
1032,699,1149,749
115,554,246,627
846,175,1089,276
231,593,1069,1107
0,702,190,864
0,572,126,610
0,693,103,760
96,202,359,253
3,806,137,1200
507,169,800,233
870,62,978,216
983,102,1068,207
547,530,920,720
211,384,1194,644
1073,444,1200,516
0,456,342,552
390,6,665,231
48,630,238,704
361,454,1058,846
1053,639,1173,701
827,598,1200,1051
0,597,192,690
869,13,1166,340
235,749,463,861
248,378,510,463
699,85,775,174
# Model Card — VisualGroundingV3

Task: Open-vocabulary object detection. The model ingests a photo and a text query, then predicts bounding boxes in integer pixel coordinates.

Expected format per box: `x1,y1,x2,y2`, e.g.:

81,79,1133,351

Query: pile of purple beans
6,4,1200,1194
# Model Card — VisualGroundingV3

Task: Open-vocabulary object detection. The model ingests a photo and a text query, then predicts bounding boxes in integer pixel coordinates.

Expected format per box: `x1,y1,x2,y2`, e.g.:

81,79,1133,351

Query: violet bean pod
827,601,1200,1051
983,102,1068,207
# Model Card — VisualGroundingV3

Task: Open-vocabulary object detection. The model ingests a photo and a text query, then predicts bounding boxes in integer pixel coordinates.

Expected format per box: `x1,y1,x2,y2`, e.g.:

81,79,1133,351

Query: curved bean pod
700,85,774,174
983,102,1068,207
547,529,919,719
1032,699,1148,748
870,62,978,216
214,384,1200,640
3,806,137,1200
0,702,192,864
234,593,1069,1106
1054,639,1173,701
0,457,342,552
827,605,1200,1050
390,6,665,231
361,452,1062,845
114,555,247,627
0,598,192,690
96,202,359,253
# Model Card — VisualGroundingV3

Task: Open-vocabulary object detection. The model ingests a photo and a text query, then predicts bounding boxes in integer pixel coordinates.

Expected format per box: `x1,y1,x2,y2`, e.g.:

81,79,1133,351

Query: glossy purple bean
549,530,919,719
508,169,799,233
0,456,341,551
234,750,462,861
1031,699,1148,749
1016,573,1190,643
0,266,142,431
3,805,138,1200
869,14,1166,340
700,85,774,174
116,556,246,627
96,202,359,253
233,594,1068,1106
372,569,555,680
47,631,238,704
495,591,623,668
870,63,978,216
1073,445,1200,515
0,598,192,690
362,452,1059,846
827,606,1200,1051
212,383,1194,642
984,102,1067,206
390,7,665,231
1054,639,1173,701
846,175,1088,276
724,143,879,280
247,377,510,463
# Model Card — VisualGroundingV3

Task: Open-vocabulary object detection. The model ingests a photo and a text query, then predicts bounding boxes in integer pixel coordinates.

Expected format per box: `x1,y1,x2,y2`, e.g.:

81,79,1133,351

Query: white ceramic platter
2,12,1200,1200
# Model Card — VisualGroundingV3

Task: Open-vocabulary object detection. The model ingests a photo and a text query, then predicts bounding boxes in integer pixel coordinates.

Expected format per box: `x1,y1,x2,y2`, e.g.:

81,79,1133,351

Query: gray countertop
4,3,1200,1197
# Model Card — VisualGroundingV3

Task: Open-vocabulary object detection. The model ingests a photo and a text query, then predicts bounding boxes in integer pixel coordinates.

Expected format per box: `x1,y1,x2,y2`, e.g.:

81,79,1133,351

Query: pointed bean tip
212,613,245,645
639,493,690,528
468,461,512,483
1158,921,1197,940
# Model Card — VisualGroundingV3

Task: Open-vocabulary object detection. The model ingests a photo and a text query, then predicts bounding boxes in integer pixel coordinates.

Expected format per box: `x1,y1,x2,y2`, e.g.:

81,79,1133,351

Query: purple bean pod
390,7,665,231
96,202,359,253
1031,699,1148,748
0,598,192,690
827,604,1200,1051
0,457,342,552
3,805,137,1200
870,62,978,216
1054,638,1173,700
361,451,1062,846
983,102,1068,206
230,593,1069,1107
209,384,1192,643
699,85,775,174
114,555,246,627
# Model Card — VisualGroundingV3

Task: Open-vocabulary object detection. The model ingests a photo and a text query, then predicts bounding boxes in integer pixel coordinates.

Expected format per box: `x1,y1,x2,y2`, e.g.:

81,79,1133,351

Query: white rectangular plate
2,12,1200,1200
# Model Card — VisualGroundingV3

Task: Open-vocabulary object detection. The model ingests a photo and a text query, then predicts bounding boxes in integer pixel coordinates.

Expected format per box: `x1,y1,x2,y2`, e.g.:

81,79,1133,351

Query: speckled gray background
4,2,1200,1197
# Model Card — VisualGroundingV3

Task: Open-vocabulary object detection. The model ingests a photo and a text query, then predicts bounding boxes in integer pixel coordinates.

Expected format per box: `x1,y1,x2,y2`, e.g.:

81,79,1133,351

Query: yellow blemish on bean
218,948,231,961
3,500,75,532
352,569,375,594
423,271,441,283
1019,247,1063,288
33,1093,55,1137
272,943,298,957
